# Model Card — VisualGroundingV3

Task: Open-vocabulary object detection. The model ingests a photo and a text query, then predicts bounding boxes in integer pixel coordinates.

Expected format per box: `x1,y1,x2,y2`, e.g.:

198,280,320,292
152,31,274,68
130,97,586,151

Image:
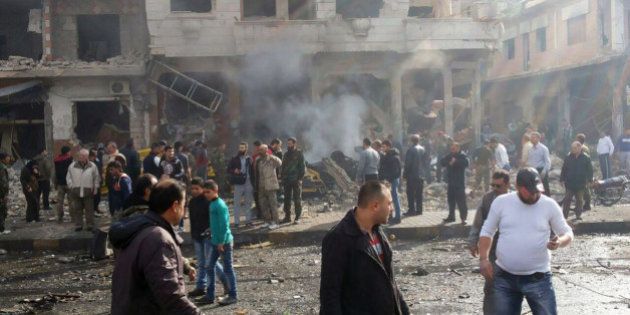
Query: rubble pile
0,51,147,72
0,56,37,71
7,165,27,219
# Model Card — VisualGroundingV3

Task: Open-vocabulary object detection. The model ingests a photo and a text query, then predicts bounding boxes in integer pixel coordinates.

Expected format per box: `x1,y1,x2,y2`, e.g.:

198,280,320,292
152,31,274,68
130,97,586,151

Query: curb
1,221,629,252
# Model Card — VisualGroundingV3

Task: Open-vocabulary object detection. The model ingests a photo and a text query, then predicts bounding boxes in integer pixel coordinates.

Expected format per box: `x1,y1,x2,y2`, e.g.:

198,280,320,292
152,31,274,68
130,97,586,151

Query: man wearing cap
560,142,593,220
526,132,551,195
478,167,573,314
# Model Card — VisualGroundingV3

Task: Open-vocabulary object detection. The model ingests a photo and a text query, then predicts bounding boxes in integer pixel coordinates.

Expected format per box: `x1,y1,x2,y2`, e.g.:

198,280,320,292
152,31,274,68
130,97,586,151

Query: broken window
408,6,433,18
0,0,42,60
75,101,129,145
243,0,276,19
171,0,212,13
77,15,121,62
336,0,383,19
536,27,546,52
567,15,587,45
503,38,515,60
289,0,315,20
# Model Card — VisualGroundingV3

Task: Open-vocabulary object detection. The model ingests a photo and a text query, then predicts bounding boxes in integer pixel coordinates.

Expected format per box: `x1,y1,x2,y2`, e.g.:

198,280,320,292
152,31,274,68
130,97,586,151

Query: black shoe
188,288,205,297
443,218,455,223
195,296,215,305
583,205,591,211
74,227,83,232
403,211,417,217
218,296,237,306
389,218,401,225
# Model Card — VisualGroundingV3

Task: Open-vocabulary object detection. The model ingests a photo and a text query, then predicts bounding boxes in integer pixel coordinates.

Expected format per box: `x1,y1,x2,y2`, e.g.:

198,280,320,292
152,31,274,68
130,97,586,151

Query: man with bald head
66,149,101,231
560,141,593,220
255,144,282,230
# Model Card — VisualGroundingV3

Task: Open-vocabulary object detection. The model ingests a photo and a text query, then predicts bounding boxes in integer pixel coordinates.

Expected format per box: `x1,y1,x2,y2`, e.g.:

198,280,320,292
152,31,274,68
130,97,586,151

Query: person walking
198,179,238,306
617,128,630,173
526,132,551,196
320,181,409,314
106,161,132,218
120,138,141,185
440,142,469,224
356,138,380,183
467,170,510,314
53,146,73,223
280,137,306,224
227,142,254,228
142,142,164,179
21,160,40,223
109,179,201,315
490,137,510,171
33,150,52,211
560,142,593,220
597,131,614,179
403,134,426,217
255,144,282,230
478,168,574,315
0,153,11,233
187,178,230,298
66,149,100,232
473,140,494,192
380,139,402,223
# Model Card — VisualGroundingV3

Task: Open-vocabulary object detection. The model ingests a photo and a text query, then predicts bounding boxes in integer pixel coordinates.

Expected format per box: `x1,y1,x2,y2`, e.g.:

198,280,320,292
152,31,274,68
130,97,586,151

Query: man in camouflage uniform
280,137,306,224
0,152,10,233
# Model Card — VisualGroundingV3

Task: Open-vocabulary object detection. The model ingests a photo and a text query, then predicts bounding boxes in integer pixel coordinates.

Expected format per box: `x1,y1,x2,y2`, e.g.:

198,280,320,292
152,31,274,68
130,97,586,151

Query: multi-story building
483,0,630,152
0,0,149,157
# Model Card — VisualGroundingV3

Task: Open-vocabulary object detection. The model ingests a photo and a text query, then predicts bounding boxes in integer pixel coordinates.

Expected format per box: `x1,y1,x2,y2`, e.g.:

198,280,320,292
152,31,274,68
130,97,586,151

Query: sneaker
403,211,418,217
442,218,455,223
218,296,237,306
188,288,205,297
261,223,270,228
1,230,11,235
293,219,301,225
195,296,215,305
268,223,279,230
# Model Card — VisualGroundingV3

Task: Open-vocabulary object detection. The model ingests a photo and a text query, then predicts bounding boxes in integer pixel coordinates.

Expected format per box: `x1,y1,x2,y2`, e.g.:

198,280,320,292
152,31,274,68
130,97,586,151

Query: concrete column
390,74,403,146
472,62,483,147
42,0,53,61
276,0,289,19
442,66,454,136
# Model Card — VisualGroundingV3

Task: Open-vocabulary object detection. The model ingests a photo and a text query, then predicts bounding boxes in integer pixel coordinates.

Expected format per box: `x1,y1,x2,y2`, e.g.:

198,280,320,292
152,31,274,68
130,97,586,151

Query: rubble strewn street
1,235,629,314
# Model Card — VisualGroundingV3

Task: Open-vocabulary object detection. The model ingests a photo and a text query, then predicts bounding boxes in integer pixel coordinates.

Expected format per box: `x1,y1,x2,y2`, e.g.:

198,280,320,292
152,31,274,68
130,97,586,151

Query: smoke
238,43,369,161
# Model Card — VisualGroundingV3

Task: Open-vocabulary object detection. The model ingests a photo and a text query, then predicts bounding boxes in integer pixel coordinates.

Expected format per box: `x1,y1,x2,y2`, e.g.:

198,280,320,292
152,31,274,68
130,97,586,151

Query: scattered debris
57,256,74,264
449,268,463,276
458,293,470,299
241,241,273,250
18,293,81,311
411,268,429,276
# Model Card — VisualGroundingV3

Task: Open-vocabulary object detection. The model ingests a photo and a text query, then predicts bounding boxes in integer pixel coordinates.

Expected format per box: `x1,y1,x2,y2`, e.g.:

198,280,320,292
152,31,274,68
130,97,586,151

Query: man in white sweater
597,131,615,179
478,168,573,314
66,149,101,232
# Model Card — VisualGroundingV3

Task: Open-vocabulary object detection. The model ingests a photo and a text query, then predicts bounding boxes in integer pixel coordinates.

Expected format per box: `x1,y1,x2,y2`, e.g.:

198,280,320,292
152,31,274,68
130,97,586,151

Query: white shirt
480,192,573,275
527,143,551,174
494,143,510,168
597,136,615,155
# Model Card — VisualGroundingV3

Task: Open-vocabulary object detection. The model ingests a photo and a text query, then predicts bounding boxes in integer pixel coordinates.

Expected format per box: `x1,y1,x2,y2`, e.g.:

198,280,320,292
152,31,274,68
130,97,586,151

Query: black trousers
447,186,467,221
283,181,303,220
24,189,40,222
599,154,611,179
536,167,551,196
37,180,51,210
406,177,424,214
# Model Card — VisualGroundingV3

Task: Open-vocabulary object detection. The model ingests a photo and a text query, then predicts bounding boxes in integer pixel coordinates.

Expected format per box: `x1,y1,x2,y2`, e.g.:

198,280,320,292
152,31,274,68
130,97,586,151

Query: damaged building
144,0,501,157
0,0,150,158
483,0,630,151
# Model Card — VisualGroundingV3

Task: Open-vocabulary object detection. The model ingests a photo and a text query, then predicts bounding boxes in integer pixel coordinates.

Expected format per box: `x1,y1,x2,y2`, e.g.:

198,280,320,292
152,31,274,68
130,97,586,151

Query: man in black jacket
320,181,409,315
403,134,426,216
120,138,141,185
380,140,402,223
143,142,163,179
560,141,593,220
440,142,469,224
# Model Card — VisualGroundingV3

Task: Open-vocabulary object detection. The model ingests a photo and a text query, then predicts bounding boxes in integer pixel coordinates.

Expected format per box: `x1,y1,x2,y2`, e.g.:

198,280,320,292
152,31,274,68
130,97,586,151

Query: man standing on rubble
33,150,52,212
560,141,593,220
281,137,306,224
403,134,425,217
0,152,11,234
110,179,201,315
54,146,73,223
468,170,510,314
380,139,402,223
440,142,469,224
526,132,551,196
66,149,100,232
478,168,573,314
597,131,614,179
255,144,282,230
356,138,380,184
228,142,254,228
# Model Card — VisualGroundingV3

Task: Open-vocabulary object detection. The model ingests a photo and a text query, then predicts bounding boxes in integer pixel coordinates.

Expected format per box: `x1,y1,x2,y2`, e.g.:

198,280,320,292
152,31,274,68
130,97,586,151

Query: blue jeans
193,239,229,291
493,267,557,315
389,178,401,220
205,243,237,300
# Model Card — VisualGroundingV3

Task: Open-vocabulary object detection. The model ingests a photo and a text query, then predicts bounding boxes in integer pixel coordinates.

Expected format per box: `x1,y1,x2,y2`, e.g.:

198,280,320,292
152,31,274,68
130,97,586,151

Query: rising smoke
238,44,369,161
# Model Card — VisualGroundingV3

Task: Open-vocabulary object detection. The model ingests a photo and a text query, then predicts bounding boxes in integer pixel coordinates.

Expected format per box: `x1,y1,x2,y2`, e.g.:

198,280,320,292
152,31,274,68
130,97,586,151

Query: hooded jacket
379,148,402,181
320,209,409,315
109,211,201,315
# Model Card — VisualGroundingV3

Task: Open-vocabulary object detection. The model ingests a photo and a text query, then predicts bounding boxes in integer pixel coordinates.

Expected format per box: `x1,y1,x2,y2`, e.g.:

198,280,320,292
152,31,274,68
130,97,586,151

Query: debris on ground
17,292,82,312
411,268,429,276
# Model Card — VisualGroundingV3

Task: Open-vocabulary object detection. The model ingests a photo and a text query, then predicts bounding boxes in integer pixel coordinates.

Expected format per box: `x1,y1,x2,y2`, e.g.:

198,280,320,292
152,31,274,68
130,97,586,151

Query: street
1,234,629,314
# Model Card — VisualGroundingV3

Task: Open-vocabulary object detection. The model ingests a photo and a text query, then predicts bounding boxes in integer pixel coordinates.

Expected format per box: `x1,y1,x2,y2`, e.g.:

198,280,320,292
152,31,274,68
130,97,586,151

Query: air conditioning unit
109,80,130,95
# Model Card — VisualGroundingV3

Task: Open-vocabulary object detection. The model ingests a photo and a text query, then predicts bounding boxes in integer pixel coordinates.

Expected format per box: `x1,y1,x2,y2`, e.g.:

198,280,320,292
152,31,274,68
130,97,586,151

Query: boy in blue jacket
197,180,238,306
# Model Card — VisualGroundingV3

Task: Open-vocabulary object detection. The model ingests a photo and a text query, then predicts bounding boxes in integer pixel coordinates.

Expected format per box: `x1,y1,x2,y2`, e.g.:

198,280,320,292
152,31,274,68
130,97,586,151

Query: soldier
280,137,305,224
0,152,11,234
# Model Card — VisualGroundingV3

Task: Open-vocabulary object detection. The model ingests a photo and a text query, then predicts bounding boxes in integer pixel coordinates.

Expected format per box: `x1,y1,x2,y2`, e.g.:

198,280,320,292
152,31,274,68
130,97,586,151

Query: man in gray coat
356,138,380,184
